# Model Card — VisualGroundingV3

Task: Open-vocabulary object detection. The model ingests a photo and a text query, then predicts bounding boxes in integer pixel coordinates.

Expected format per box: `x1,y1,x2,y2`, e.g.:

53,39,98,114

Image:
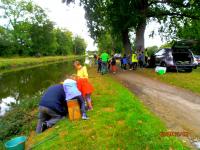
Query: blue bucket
5,136,27,150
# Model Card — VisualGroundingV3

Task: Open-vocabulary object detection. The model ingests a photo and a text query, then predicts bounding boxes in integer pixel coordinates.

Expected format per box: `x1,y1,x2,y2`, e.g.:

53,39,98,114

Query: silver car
154,47,195,72
194,55,200,66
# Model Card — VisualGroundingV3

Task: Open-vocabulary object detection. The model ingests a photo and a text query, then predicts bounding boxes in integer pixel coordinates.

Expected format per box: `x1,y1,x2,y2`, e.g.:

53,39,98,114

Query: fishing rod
28,133,59,150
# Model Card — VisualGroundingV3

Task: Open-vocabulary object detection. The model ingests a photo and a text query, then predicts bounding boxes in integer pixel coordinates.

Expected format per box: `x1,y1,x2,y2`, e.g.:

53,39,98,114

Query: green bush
0,97,39,141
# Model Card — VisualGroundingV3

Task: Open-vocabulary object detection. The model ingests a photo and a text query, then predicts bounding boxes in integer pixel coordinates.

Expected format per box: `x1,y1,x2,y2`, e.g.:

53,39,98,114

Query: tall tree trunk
135,20,146,52
122,29,132,55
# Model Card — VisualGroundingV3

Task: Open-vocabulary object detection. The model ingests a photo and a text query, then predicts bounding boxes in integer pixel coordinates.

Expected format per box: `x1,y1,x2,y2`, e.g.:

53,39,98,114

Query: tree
64,0,200,55
160,42,174,49
97,33,113,54
73,36,87,55
177,20,200,41
0,26,15,56
54,28,73,55
0,0,49,56
97,32,123,54
13,22,33,55
30,20,57,56
0,0,47,28
176,20,200,54
146,45,158,56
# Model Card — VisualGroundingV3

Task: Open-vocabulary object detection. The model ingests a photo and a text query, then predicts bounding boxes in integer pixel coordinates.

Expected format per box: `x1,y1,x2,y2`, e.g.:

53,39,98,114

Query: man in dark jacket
36,84,67,133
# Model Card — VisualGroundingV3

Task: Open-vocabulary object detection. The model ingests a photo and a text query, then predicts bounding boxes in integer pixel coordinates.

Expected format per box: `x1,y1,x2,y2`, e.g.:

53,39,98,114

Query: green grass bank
0,56,82,72
136,68,200,95
26,69,189,150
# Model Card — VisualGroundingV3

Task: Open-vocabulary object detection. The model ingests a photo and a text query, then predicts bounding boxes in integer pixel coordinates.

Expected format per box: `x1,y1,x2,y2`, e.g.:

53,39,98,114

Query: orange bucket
67,100,81,121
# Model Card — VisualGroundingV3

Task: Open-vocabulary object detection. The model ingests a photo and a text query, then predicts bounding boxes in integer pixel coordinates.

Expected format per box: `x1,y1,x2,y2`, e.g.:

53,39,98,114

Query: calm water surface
0,59,86,116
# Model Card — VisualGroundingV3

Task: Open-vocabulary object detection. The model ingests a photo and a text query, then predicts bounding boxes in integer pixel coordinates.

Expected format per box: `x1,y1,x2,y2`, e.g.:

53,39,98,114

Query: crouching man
36,84,67,133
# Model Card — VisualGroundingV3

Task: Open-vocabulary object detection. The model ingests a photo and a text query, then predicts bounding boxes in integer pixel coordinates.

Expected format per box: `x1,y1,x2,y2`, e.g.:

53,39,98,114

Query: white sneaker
82,114,89,120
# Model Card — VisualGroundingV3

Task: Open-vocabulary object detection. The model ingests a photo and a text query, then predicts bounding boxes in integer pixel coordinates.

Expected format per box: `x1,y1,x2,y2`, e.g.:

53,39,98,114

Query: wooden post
67,99,81,121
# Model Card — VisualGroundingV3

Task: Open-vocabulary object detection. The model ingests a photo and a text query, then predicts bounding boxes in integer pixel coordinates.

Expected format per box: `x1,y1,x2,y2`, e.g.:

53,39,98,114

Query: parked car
114,53,122,59
149,41,196,72
194,55,200,66
193,56,198,69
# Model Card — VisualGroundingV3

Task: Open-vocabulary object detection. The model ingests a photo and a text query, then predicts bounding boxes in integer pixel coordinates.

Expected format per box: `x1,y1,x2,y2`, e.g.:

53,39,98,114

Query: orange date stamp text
160,131,189,137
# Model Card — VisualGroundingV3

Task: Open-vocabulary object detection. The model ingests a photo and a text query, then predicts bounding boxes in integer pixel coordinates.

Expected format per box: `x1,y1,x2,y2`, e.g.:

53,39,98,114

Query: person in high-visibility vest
130,53,138,70
100,52,109,74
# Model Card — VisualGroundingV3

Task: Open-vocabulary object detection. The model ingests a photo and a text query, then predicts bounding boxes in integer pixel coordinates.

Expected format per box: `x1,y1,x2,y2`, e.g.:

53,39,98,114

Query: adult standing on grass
36,84,67,133
100,52,109,74
74,61,94,110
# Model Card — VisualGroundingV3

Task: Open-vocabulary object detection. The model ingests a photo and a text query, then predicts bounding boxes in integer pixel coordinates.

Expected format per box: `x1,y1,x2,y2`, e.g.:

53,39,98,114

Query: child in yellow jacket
74,61,94,110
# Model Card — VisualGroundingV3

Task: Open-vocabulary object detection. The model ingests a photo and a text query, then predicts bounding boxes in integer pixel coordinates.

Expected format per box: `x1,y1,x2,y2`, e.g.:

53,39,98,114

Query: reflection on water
0,97,16,116
0,60,81,116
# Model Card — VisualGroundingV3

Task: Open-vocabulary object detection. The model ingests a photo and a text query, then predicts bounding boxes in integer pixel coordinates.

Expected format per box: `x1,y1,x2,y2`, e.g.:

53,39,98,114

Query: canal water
0,59,86,116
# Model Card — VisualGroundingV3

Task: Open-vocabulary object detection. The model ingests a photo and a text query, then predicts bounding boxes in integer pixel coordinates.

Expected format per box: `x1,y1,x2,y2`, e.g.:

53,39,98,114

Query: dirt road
114,71,200,138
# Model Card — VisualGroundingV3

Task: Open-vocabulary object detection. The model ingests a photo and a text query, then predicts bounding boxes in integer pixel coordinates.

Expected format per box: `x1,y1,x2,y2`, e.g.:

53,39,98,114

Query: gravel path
114,70,200,138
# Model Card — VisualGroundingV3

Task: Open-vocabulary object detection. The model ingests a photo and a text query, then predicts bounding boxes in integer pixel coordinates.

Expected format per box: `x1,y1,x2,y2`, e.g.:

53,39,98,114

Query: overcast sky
31,0,165,50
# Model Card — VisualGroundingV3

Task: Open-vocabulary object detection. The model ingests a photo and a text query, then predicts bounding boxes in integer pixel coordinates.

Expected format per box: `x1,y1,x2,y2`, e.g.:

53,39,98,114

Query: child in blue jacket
63,76,89,120
122,54,128,70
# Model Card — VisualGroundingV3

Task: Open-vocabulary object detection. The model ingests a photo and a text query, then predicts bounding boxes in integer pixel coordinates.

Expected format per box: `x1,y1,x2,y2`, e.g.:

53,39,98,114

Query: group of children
63,51,148,120
121,50,148,70
96,54,117,74
95,52,148,74
63,61,94,120
36,61,94,133
36,50,149,133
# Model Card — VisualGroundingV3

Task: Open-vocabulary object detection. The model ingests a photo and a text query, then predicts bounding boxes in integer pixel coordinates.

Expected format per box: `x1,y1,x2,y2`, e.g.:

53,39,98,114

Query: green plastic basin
5,136,27,150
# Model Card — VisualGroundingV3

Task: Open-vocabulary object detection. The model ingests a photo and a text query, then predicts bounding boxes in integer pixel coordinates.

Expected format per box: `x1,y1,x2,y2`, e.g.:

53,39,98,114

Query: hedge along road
114,70,200,138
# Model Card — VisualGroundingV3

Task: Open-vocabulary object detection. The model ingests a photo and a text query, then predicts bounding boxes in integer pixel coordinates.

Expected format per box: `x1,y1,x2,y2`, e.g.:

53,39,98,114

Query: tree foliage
146,45,158,56
64,0,200,54
176,19,200,54
97,32,123,54
73,36,87,55
0,0,87,56
177,20,200,41
0,26,15,56
160,42,173,49
54,28,73,55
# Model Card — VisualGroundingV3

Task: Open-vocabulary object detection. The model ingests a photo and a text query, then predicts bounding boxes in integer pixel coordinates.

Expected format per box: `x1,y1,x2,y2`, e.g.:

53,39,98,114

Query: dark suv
150,41,196,72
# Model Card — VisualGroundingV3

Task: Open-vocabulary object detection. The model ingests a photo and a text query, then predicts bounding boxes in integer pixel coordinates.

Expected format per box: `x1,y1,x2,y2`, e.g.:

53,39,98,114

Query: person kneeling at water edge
36,82,89,133
63,75,89,120
36,84,67,133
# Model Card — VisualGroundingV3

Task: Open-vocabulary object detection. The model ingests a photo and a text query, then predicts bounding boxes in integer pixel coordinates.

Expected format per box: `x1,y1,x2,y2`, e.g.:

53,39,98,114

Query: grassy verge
25,69,189,150
0,55,82,72
0,96,40,149
136,68,200,95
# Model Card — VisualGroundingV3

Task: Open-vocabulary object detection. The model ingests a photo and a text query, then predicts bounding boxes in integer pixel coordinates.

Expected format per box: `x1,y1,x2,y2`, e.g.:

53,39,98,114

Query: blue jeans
36,106,64,133
101,62,108,74
73,95,86,114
